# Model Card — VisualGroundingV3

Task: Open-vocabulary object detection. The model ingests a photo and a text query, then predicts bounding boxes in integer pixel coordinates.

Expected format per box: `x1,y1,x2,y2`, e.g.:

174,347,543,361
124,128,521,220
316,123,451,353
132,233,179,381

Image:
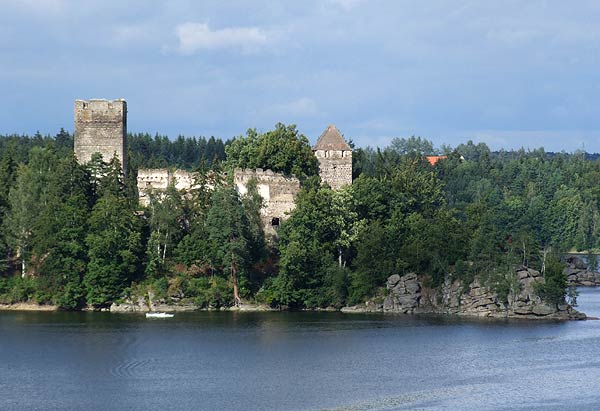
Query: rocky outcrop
564,256,600,286
110,289,196,313
340,300,384,313
110,300,197,313
448,277,501,316
344,267,585,320
383,273,421,313
110,295,149,312
0,302,58,311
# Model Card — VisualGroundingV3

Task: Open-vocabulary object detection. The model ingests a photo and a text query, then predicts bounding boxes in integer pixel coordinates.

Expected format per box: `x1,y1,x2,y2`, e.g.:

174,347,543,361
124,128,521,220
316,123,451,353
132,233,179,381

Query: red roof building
425,155,447,166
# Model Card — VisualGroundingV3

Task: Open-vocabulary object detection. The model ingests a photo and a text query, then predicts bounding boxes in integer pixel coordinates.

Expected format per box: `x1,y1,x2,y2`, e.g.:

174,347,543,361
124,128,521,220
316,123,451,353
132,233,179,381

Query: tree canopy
0,129,593,310
225,123,319,180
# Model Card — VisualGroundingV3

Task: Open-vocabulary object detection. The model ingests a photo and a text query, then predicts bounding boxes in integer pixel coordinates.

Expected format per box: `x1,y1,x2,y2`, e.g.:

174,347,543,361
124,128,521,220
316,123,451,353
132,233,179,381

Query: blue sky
1,0,599,152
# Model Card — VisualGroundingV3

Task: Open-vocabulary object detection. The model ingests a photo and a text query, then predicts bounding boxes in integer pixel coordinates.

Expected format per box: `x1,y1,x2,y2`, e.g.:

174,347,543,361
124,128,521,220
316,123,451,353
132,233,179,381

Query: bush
151,277,169,300
186,276,233,308
0,276,37,304
255,274,298,307
536,254,567,306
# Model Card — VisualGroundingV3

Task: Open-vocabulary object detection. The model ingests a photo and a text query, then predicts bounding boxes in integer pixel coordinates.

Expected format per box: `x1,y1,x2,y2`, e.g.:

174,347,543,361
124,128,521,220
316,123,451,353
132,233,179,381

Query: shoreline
0,301,590,321
0,302,58,311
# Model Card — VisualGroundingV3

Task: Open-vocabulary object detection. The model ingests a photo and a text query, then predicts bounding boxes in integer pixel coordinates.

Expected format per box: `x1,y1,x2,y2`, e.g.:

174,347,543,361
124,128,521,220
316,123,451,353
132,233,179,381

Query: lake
2,288,600,410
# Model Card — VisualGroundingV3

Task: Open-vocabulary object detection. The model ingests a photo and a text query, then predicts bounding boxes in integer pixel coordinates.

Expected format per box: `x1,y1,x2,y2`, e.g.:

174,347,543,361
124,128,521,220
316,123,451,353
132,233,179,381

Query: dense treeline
0,130,227,170
0,127,597,309
128,133,227,170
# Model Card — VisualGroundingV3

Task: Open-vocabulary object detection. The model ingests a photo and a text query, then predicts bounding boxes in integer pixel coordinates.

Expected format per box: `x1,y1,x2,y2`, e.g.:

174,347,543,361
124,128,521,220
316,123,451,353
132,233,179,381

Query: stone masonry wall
74,99,127,171
137,169,197,206
314,149,352,190
137,167,300,236
234,168,300,236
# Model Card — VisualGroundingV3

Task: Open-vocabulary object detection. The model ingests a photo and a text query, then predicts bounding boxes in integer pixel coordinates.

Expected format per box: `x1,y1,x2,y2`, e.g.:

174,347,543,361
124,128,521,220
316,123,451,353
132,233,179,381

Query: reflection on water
2,288,600,410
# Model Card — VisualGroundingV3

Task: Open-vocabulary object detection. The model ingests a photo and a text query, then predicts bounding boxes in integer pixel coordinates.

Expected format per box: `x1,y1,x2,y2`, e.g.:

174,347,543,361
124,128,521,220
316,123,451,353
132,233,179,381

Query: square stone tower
313,124,352,190
74,99,127,171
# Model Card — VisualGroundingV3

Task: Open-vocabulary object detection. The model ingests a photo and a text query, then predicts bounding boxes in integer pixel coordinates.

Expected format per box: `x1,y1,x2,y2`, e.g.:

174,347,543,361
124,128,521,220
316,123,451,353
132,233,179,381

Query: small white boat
145,312,174,318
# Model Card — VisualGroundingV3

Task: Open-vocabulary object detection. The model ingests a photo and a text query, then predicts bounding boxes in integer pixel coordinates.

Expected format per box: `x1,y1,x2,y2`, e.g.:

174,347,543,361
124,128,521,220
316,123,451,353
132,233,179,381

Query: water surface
2,289,600,410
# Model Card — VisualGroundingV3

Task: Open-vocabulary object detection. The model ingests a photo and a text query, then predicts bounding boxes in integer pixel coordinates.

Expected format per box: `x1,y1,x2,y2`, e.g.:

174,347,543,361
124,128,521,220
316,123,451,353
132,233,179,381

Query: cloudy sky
1,0,599,151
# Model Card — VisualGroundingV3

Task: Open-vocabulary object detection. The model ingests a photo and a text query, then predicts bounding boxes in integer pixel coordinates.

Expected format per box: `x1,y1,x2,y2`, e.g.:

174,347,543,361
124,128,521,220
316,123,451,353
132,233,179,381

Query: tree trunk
162,232,168,262
156,228,161,257
231,262,241,306
20,244,26,278
540,247,550,277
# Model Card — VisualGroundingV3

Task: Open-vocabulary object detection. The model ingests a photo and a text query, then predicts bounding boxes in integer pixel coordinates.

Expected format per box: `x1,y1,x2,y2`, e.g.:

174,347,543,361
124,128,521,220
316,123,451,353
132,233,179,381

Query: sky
1,0,599,152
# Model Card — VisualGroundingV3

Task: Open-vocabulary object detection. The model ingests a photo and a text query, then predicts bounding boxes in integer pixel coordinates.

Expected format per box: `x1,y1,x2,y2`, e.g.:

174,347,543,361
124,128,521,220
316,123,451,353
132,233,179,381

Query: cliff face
564,256,600,286
344,267,585,320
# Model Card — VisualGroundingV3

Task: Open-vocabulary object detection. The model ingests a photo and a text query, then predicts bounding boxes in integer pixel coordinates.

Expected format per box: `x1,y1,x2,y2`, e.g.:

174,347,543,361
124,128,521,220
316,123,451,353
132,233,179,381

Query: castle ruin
137,169,197,206
234,169,300,236
313,125,353,190
74,99,127,172
73,99,351,234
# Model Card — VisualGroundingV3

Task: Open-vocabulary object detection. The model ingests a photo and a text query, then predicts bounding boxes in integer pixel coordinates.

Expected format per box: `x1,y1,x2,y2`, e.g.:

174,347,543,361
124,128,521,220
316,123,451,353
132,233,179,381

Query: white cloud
175,22,268,54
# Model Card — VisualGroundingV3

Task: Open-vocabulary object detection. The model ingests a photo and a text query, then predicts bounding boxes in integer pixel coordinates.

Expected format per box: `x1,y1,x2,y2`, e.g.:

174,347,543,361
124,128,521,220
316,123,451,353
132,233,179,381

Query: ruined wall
314,149,353,190
137,167,299,236
137,169,197,206
234,168,300,236
74,99,127,171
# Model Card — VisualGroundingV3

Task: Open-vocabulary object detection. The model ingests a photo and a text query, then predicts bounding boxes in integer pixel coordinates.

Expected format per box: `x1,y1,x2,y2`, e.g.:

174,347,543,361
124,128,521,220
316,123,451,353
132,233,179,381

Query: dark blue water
2,288,600,410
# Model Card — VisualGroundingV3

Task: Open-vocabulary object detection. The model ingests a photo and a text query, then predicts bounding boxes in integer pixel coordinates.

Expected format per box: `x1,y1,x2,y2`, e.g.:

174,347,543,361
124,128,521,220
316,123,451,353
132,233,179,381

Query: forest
0,125,598,310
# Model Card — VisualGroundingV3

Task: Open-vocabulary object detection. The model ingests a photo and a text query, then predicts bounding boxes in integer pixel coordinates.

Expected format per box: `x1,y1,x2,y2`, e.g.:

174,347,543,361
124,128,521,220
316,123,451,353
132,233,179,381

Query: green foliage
32,155,90,309
389,136,437,156
151,277,169,301
4,148,57,276
202,185,265,303
482,260,521,305
348,221,394,304
128,133,226,170
83,161,141,308
0,129,595,313
225,123,318,180
0,146,17,273
0,276,36,304
206,187,250,272
145,179,186,277
536,253,568,307
186,276,233,308
255,274,297,306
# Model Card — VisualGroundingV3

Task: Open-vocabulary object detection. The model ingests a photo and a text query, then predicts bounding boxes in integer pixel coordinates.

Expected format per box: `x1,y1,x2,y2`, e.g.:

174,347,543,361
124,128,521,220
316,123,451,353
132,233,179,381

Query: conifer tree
83,159,141,308
205,186,251,305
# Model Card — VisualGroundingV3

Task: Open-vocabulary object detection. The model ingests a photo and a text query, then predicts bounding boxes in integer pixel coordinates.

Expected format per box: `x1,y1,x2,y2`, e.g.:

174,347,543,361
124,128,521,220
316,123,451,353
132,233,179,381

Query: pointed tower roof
313,124,352,151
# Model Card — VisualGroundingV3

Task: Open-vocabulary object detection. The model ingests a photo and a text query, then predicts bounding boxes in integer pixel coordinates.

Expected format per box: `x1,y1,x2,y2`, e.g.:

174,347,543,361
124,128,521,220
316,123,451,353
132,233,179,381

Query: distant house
425,155,447,166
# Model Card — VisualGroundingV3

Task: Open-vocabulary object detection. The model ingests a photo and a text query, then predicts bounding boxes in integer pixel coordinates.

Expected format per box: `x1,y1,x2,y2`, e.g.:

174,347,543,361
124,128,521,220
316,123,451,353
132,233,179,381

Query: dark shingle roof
313,124,351,151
